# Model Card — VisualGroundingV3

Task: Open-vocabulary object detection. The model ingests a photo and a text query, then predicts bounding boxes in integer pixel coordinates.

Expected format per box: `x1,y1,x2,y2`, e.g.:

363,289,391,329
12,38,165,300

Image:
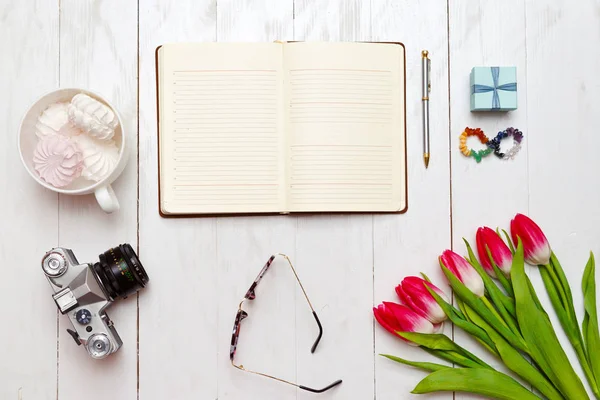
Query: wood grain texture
293,1,374,399
57,1,139,399
371,0,452,398
448,0,529,398
4,0,600,399
138,1,219,399
0,1,59,399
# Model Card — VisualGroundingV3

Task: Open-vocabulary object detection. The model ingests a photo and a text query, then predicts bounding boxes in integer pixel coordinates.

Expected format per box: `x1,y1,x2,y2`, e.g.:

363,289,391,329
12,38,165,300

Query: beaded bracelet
486,127,524,160
459,127,493,163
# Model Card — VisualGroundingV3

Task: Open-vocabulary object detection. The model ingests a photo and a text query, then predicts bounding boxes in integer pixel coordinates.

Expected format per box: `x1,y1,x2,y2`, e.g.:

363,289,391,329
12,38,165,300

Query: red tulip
439,250,485,297
373,301,440,345
396,277,449,324
476,227,513,277
510,213,551,265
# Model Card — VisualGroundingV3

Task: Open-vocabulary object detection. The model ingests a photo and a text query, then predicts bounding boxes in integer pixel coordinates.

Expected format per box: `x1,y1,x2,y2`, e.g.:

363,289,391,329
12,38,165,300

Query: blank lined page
158,43,285,214
283,42,406,212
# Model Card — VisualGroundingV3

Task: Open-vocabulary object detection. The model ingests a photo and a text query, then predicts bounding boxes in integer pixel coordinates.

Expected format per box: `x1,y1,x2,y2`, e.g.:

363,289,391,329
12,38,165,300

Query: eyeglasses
230,253,343,394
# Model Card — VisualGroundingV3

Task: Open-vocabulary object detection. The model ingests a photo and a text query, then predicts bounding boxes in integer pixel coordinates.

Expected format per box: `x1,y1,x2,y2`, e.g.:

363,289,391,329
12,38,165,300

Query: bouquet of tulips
374,214,600,400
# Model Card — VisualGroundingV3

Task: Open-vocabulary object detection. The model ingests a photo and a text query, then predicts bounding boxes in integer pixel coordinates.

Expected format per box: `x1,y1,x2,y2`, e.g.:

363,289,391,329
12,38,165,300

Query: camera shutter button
76,309,92,325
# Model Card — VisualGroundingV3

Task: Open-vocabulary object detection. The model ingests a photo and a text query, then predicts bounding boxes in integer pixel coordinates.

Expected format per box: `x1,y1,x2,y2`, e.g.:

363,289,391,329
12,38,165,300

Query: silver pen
422,50,431,168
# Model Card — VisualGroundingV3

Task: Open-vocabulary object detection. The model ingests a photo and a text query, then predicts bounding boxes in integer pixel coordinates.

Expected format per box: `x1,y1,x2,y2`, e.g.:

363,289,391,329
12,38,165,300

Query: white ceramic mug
18,88,129,213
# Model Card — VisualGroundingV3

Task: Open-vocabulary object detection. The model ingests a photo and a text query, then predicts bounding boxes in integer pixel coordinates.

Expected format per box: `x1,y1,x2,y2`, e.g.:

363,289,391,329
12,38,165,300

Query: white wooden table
2,0,599,399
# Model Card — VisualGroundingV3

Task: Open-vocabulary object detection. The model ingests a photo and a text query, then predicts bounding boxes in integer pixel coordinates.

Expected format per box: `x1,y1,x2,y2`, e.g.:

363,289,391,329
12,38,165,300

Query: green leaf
380,354,449,372
491,256,515,298
582,253,600,390
542,256,599,398
526,275,548,315
551,252,575,311
544,260,571,314
441,264,528,353
423,348,489,370
396,332,492,370
511,239,589,400
539,265,574,338
456,297,469,320
464,238,518,322
463,303,564,400
420,272,432,283
500,228,515,254
426,285,494,349
411,368,540,400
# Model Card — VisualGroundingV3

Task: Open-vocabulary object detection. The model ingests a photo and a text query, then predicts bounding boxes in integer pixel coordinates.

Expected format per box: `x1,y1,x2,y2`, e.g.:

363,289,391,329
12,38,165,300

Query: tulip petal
373,302,437,344
397,277,449,324
373,305,401,335
384,301,435,334
440,250,485,297
510,214,551,265
477,227,513,277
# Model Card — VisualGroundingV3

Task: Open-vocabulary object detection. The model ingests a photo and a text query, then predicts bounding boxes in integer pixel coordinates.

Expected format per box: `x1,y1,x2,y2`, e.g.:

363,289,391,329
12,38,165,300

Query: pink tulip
510,213,551,265
396,277,449,324
439,250,485,297
476,227,513,277
373,302,440,345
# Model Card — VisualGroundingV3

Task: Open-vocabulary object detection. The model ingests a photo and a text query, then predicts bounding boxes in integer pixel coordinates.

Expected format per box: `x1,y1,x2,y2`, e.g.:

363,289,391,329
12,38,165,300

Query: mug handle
94,185,120,213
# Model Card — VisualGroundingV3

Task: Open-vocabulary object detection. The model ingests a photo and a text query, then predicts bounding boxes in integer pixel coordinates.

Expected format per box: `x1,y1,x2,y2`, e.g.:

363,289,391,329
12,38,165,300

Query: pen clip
422,50,431,93
427,57,431,93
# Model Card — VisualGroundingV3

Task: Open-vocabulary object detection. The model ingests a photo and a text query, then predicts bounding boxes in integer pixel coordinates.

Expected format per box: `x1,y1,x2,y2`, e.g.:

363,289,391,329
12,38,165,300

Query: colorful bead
459,127,492,163
487,127,524,160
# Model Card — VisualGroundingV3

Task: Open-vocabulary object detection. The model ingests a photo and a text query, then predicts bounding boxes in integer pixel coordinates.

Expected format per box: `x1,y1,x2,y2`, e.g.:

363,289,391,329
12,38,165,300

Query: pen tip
424,154,430,168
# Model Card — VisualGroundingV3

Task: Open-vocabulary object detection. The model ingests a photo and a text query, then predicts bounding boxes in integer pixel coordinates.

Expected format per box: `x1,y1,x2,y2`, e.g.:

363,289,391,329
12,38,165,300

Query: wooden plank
138,1,219,399
217,0,293,41
449,0,529,398
293,1,374,399
0,1,59,398
526,0,600,395
214,2,296,399
57,1,138,399
371,0,453,399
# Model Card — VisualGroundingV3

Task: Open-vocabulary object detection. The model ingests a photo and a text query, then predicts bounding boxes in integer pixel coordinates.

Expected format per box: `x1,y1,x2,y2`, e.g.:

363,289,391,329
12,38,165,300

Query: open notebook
156,42,407,216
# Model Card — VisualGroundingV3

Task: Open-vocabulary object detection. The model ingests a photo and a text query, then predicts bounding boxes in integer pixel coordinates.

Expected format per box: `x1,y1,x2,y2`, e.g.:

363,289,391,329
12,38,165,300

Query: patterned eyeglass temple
230,253,343,394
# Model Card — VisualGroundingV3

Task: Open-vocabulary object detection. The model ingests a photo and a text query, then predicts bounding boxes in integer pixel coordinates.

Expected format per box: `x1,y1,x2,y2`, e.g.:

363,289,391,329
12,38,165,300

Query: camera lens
93,244,149,300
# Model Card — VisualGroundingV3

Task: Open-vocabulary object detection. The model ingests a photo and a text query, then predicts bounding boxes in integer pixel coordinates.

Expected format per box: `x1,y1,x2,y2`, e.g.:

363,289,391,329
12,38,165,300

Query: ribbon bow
472,67,517,109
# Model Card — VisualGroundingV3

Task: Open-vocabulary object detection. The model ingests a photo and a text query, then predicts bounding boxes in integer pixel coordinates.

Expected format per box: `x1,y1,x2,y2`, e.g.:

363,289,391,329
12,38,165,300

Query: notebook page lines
287,68,397,209
170,70,280,207
289,69,393,124
289,145,394,206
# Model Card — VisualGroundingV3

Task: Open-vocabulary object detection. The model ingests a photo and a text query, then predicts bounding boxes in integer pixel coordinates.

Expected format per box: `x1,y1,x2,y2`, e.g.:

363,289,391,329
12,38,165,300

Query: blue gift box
470,66,517,111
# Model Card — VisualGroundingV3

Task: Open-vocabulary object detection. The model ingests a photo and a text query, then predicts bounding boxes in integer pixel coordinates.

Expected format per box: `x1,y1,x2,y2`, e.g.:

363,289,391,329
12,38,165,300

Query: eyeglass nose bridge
245,289,256,300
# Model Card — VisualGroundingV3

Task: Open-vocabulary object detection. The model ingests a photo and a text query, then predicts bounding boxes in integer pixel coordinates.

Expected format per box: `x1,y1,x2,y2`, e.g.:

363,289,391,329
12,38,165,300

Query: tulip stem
482,294,522,339
482,297,509,330
542,264,570,316
492,262,514,297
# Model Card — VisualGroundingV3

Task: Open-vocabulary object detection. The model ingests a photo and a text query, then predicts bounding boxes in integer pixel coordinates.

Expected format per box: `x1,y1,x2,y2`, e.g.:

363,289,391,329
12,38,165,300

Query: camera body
42,244,148,359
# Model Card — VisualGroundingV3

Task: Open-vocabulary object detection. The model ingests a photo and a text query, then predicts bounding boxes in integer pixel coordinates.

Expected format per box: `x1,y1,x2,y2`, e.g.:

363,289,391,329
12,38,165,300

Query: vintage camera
41,244,149,359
